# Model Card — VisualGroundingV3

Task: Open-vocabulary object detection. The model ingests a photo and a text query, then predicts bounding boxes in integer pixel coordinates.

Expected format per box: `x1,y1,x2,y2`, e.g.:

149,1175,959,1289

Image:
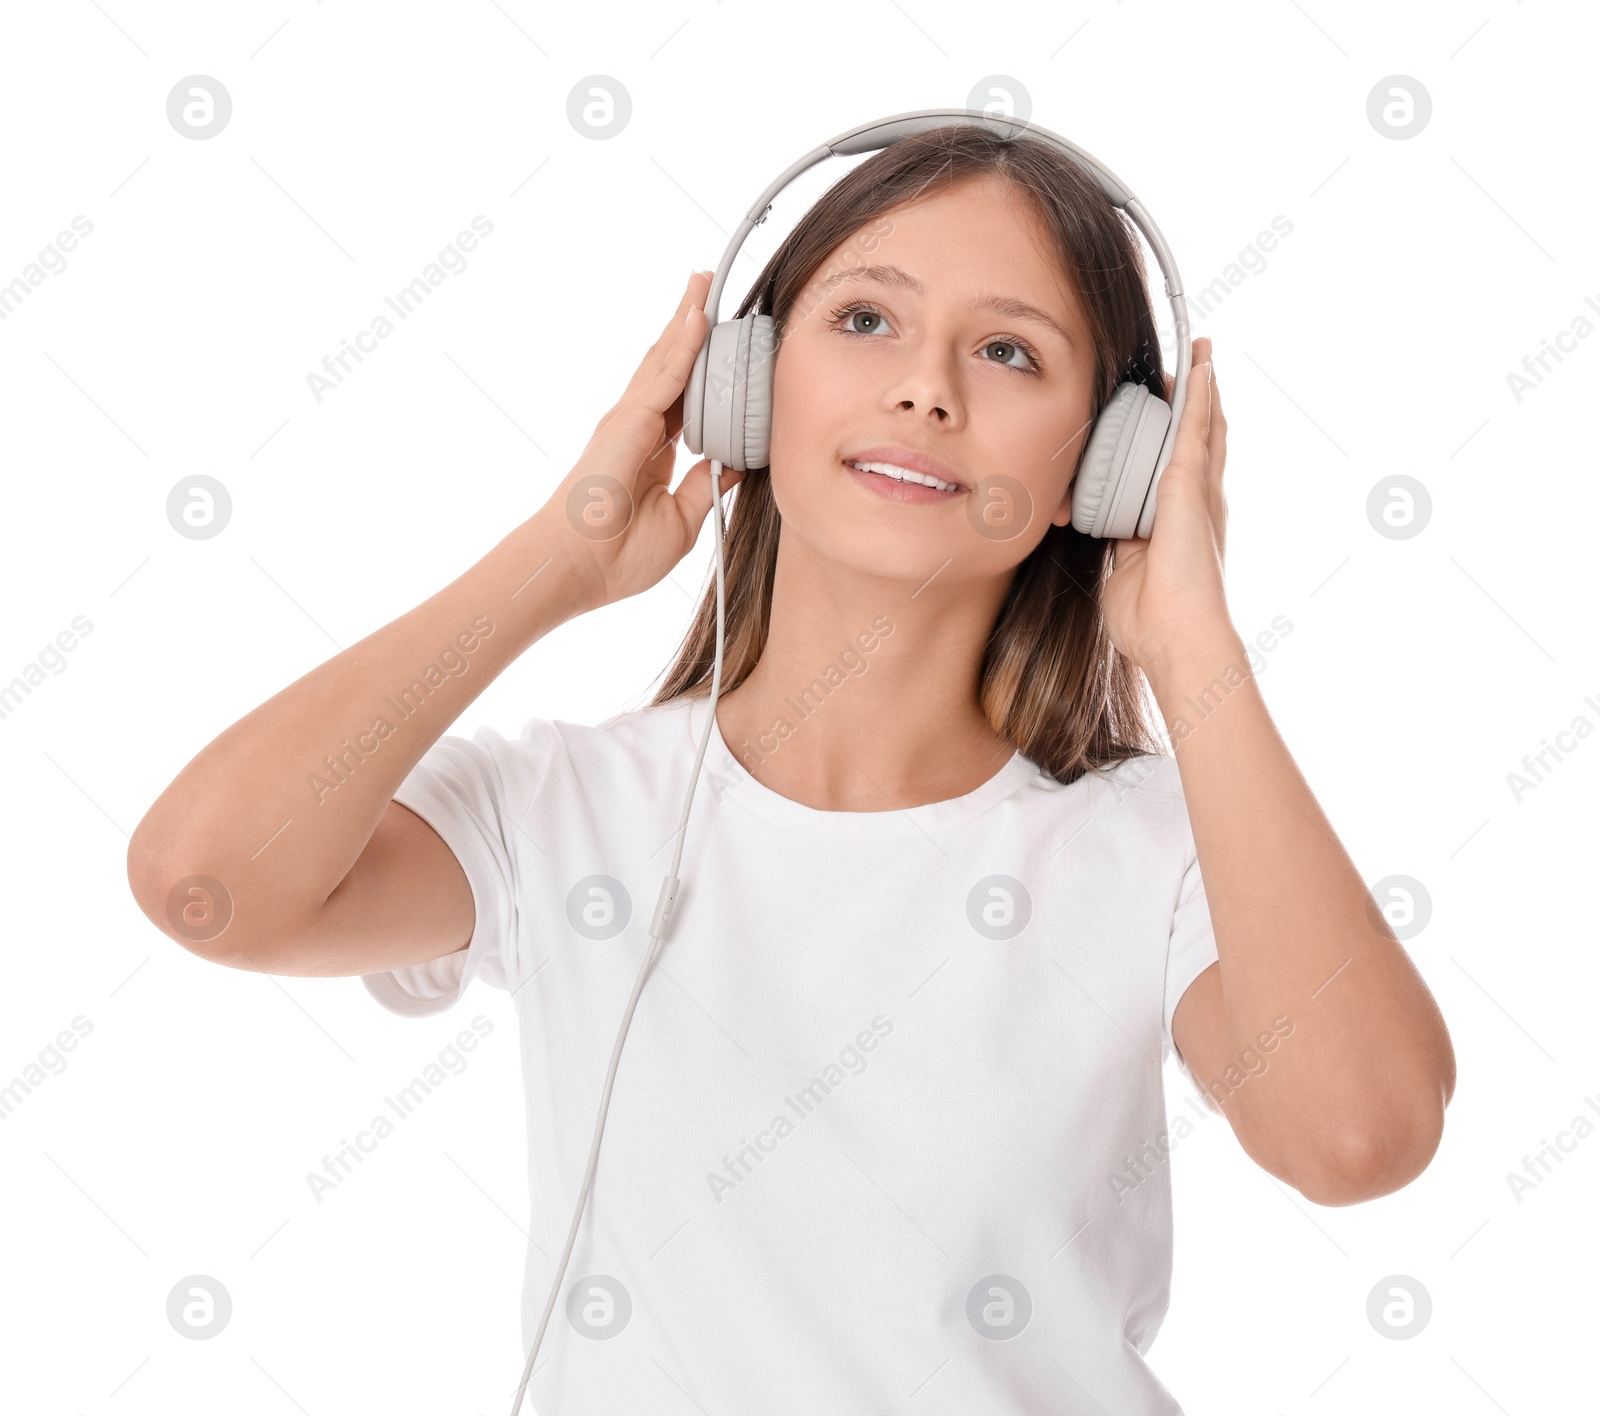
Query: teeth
848,459,959,493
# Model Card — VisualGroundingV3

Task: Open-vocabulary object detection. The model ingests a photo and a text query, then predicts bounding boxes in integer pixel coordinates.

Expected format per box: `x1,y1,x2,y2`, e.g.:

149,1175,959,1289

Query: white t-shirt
363,693,1220,1414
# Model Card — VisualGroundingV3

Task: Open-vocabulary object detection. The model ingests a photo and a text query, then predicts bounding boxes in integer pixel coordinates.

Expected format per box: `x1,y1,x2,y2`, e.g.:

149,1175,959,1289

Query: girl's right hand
537,270,747,609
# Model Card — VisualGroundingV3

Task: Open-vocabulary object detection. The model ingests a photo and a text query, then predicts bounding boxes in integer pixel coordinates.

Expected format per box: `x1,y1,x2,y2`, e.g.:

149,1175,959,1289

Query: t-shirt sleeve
361,723,548,1018
1162,842,1220,1095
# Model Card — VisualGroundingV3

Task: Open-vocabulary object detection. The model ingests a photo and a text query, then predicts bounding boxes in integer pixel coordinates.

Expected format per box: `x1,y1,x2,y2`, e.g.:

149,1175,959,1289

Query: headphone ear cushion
1070,382,1171,539
740,315,777,470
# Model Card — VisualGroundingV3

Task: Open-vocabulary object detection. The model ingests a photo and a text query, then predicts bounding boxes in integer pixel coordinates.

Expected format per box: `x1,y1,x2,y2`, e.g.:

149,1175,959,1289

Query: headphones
683,107,1193,541
507,111,1190,1414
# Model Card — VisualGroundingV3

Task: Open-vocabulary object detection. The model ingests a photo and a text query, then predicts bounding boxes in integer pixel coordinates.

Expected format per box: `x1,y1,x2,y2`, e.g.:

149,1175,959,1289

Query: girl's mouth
844,458,964,502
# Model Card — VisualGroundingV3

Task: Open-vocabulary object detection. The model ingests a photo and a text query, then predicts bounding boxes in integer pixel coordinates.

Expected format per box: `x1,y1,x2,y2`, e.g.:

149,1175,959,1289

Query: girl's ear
1051,481,1076,528
1052,434,1089,527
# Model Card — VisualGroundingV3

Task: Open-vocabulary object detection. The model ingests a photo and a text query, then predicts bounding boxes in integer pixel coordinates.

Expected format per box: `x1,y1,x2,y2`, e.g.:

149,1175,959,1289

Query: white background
1,1,1594,1412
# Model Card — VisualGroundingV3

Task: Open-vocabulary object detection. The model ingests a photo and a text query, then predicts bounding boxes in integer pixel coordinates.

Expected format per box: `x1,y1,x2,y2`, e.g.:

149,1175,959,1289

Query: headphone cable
507,459,729,1414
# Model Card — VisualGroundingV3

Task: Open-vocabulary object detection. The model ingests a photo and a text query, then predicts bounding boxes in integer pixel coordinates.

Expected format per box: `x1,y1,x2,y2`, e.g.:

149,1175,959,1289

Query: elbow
1294,1110,1447,1207
127,838,255,967
1295,1025,1457,1206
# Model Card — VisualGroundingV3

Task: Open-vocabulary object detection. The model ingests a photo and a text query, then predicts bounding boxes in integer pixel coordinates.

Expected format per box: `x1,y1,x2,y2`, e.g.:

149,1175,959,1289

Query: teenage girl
128,126,1455,1413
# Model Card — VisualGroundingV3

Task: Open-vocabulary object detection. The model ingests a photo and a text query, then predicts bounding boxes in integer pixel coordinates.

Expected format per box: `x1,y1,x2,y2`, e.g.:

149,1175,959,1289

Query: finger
597,294,711,455
1207,360,1227,563
656,271,713,357
590,275,720,490
1170,356,1213,477
1189,344,1227,559
1166,334,1210,406
654,271,712,348
1109,534,1149,578
633,299,711,419
621,272,713,400
1206,359,1227,489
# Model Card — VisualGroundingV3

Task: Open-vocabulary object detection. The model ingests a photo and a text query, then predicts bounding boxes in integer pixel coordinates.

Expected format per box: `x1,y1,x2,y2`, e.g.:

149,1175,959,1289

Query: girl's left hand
1099,335,1234,680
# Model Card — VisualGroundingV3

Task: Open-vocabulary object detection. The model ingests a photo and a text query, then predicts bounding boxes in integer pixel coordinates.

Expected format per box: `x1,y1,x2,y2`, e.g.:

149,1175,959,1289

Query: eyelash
826,299,1044,377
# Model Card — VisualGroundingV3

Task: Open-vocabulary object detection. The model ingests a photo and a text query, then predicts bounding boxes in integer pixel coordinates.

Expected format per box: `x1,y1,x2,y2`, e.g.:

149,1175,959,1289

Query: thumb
673,458,746,539
1108,533,1148,577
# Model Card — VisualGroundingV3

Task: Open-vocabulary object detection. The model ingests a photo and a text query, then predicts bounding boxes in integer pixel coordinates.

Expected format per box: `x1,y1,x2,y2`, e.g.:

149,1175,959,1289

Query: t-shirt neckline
684,694,1038,837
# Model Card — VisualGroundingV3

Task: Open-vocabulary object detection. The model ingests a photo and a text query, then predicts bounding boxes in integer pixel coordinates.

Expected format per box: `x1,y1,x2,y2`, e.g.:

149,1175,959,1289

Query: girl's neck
711,622,1015,814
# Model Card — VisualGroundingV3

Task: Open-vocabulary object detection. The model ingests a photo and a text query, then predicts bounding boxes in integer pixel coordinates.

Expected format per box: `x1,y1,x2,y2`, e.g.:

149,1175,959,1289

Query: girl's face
767,173,1099,585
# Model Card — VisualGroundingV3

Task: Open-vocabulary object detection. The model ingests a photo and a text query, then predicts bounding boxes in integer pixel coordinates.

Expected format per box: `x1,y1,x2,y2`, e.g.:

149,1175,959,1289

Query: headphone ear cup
1070,382,1172,539
693,316,777,471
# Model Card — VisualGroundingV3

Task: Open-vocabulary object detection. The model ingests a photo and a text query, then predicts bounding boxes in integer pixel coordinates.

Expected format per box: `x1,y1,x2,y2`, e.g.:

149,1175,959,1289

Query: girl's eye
830,302,892,336
980,338,1039,374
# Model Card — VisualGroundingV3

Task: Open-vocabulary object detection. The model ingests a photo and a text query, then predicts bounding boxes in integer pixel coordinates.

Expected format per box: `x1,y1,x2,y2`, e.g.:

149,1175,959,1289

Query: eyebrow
821,263,1075,347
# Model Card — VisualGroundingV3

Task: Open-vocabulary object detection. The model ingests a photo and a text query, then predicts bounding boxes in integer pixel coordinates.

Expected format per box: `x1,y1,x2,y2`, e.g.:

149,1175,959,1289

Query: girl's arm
128,271,734,978
127,511,599,977
1104,336,1454,1206
1161,629,1454,1207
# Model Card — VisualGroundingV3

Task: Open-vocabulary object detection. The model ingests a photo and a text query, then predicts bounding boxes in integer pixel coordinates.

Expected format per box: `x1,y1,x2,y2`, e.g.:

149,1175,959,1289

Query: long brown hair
649,123,1169,786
